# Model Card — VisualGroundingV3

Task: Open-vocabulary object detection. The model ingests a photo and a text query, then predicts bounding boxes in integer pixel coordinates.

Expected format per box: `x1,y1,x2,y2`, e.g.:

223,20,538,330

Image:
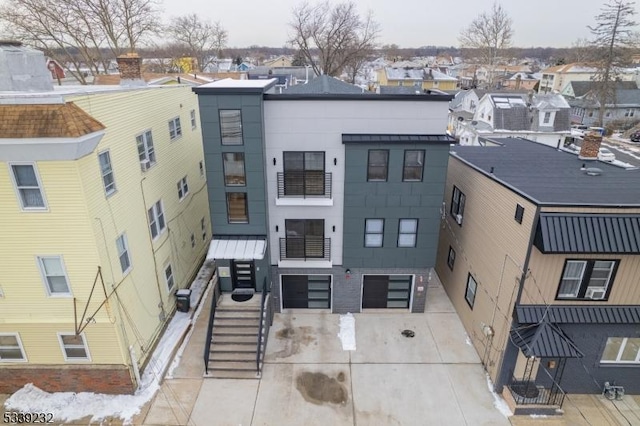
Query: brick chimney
578,131,603,160
116,52,144,86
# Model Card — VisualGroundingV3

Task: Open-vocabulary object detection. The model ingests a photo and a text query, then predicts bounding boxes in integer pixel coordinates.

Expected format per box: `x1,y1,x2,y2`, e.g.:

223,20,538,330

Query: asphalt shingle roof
0,102,105,138
451,137,640,206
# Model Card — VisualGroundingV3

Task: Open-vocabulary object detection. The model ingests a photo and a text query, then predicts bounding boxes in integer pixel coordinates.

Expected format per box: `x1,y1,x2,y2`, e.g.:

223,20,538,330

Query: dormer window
543,112,551,124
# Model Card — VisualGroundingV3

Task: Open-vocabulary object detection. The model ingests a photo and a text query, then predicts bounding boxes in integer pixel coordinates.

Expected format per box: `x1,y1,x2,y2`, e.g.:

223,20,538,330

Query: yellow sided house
0,44,210,394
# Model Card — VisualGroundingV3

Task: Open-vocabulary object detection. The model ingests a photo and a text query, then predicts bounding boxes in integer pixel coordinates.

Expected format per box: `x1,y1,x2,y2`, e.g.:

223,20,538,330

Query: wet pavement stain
295,372,348,405
272,325,316,358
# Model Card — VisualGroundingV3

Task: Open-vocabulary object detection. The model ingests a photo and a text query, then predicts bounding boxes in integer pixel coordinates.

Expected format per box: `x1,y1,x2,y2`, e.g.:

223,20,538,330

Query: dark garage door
362,275,412,309
282,275,331,309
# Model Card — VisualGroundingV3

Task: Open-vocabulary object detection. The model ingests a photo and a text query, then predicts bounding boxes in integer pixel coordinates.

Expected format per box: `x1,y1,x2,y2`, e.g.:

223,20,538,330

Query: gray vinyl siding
198,94,269,236
342,143,449,268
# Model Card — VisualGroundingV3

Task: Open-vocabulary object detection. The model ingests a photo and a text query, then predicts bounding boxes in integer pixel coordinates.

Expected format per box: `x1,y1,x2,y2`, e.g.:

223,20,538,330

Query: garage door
362,275,412,309
282,275,331,309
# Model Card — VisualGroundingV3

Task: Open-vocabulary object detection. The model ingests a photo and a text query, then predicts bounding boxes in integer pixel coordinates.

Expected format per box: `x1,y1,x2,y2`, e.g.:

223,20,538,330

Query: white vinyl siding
10,163,46,210
58,333,90,361
37,256,71,296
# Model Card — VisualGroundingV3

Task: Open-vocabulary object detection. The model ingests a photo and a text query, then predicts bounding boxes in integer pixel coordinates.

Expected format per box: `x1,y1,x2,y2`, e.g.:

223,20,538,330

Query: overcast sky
162,0,631,49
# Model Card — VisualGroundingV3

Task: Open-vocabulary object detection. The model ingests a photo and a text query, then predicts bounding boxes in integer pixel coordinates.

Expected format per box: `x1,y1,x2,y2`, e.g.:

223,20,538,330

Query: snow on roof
198,78,277,89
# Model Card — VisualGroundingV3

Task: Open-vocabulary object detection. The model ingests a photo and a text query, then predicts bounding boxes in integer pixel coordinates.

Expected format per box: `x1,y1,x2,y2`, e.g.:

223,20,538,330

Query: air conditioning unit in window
455,214,463,225
585,287,606,300
140,159,151,172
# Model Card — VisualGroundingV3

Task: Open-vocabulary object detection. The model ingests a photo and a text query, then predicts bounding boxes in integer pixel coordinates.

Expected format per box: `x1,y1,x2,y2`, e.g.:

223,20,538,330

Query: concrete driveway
183,283,510,426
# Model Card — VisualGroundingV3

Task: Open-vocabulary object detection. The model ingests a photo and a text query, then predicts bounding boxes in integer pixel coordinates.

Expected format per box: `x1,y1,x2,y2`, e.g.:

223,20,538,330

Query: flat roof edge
263,93,454,101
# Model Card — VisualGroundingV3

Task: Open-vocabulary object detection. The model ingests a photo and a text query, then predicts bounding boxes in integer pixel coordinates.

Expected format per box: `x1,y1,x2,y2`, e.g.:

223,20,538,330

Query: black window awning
534,213,640,254
510,320,583,358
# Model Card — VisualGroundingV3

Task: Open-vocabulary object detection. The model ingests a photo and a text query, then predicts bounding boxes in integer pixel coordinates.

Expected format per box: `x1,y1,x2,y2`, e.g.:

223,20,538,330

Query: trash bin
176,289,191,313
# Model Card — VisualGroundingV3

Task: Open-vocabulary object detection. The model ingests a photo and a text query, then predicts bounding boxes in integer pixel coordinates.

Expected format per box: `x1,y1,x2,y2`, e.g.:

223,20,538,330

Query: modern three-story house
194,76,453,314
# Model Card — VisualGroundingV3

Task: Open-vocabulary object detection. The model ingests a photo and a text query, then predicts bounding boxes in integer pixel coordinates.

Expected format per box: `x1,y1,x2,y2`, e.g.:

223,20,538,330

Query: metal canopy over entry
206,237,266,260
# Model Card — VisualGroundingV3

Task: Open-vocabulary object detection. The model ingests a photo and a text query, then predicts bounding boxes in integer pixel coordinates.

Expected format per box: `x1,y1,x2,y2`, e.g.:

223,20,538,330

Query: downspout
494,204,541,392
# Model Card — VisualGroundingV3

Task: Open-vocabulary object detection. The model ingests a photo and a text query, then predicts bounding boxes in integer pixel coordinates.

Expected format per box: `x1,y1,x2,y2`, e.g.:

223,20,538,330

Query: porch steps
206,303,265,379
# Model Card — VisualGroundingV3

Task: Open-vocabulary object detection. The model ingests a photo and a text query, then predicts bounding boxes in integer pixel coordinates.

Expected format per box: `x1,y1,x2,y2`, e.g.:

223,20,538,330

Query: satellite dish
457,116,464,121
471,120,478,126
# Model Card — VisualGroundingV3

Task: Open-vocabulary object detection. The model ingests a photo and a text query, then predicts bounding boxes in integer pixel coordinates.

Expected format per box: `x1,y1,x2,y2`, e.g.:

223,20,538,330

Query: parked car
630,131,640,143
598,147,616,162
571,124,588,137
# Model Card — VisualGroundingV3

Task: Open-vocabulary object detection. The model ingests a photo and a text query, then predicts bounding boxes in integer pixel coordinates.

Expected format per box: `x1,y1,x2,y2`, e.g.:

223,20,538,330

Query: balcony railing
277,172,332,198
279,237,331,261
507,378,565,407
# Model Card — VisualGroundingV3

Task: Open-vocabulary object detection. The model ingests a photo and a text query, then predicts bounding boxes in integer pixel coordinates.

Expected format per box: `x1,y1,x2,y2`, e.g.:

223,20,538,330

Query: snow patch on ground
464,333,472,346
3,261,215,425
338,313,356,351
530,414,549,418
486,374,513,418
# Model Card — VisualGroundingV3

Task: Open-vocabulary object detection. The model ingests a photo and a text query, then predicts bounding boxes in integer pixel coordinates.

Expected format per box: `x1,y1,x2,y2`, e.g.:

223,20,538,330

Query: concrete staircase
207,300,264,379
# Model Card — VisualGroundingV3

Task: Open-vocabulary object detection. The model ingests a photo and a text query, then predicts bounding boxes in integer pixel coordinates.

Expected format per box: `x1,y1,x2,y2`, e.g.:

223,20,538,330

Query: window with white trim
116,233,131,274
37,256,71,295
190,109,197,129
601,337,640,364
147,200,166,239
364,219,384,247
398,219,418,247
543,111,551,124
465,273,477,309
98,151,116,196
0,333,26,361
136,130,156,169
58,333,90,361
557,259,618,300
169,117,182,140
177,176,189,200
165,264,174,291
10,164,46,209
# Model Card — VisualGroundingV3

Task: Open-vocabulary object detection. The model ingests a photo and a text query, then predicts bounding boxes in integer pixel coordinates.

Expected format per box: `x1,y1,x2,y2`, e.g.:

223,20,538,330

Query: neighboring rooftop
193,77,278,94
451,137,640,206
281,75,365,95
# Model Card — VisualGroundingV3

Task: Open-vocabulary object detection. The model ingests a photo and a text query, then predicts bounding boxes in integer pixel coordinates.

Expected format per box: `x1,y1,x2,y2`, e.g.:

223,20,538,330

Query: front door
231,260,255,290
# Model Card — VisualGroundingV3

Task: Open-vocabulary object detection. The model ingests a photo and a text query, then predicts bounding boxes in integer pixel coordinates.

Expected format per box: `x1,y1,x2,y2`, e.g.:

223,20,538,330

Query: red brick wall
0,365,135,394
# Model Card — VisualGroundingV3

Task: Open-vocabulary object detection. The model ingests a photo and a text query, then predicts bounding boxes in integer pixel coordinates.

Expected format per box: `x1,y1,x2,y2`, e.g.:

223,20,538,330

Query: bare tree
0,0,161,84
288,1,380,77
165,14,228,72
588,0,638,125
459,2,513,89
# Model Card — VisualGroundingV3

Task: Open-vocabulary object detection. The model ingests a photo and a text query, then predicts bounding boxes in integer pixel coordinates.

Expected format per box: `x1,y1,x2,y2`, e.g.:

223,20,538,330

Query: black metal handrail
256,277,268,375
203,275,221,375
508,375,565,406
277,172,332,198
279,237,331,261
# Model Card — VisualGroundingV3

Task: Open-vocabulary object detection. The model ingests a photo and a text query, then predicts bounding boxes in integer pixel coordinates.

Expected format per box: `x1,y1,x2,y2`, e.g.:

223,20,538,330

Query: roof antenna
490,167,495,174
